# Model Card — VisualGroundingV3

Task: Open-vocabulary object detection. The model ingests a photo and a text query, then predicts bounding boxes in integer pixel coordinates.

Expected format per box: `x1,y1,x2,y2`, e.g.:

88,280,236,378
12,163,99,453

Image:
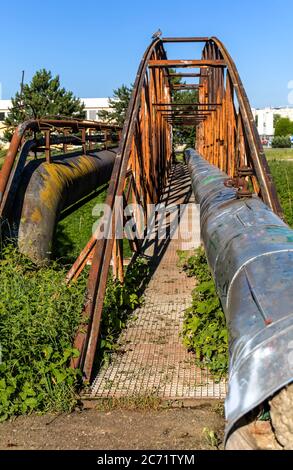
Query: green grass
54,190,108,264
265,148,293,161
54,189,132,265
269,160,293,227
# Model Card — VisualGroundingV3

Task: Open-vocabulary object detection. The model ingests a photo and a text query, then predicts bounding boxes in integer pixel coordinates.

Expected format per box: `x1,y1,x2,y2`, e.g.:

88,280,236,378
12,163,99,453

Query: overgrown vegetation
0,126,147,421
0,243,149,421
0,178,147,421
97,257,149,366
180,247,228,378
0,246,85,421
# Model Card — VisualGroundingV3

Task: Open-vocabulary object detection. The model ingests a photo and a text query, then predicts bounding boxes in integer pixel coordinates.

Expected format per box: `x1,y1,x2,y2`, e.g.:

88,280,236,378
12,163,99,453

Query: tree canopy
98,84,133,127
4,69,85,141
274,117,293,137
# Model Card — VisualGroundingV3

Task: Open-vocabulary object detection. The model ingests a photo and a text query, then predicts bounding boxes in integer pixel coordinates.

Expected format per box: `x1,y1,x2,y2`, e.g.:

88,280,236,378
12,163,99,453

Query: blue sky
0,0,292,107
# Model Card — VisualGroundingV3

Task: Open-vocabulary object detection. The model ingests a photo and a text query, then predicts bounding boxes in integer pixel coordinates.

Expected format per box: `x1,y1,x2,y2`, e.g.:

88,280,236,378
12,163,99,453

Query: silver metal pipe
185,148,293,442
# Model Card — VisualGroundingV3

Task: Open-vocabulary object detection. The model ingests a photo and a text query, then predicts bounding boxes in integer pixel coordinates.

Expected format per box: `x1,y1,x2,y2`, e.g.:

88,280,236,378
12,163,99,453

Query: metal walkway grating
90,162,227,400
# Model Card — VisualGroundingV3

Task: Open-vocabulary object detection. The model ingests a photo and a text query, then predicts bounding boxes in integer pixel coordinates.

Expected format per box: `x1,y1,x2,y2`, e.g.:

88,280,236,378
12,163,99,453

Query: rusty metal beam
167,122,206,125
166,117,207,121
168,121,205,126
159,113,215,116
162,37,210,42
163,114,215,118
172,84,203,90
148,59,226,68
153,102,222,107
168,73,202,77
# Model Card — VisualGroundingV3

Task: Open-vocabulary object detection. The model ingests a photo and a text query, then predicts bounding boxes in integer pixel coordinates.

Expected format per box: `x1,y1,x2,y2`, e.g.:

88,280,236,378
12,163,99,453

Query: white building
252,106,293,139
0,98,111,141
82,98,110,121
0,100,11,143
0,99,11,122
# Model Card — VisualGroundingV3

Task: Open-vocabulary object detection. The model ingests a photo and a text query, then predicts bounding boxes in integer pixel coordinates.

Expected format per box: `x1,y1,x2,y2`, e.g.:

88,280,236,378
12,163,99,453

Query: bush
272,136,292,148
181,247,228,378
0,247,85,421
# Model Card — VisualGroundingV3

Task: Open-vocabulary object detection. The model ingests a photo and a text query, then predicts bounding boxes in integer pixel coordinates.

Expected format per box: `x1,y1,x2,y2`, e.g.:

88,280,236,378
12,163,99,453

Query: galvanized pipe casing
12,150,116,264
185,148,293,441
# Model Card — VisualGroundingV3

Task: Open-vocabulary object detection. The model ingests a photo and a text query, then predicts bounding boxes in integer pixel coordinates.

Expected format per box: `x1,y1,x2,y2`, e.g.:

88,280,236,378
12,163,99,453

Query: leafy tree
274,117,293,137
171,73,198,149
4,69,85,141
98,84,133,127
273,113,281,127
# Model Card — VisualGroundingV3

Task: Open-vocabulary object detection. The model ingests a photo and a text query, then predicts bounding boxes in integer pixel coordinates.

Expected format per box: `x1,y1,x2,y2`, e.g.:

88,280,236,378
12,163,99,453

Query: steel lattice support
69,36,283,381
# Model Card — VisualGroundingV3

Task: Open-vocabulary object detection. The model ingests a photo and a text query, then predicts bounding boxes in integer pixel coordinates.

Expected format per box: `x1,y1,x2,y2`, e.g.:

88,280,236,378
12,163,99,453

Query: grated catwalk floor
89,162,227,400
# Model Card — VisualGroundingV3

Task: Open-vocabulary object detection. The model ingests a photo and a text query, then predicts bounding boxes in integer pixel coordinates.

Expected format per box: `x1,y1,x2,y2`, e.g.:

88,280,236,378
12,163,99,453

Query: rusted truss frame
65,35,283,382
196,38,282,215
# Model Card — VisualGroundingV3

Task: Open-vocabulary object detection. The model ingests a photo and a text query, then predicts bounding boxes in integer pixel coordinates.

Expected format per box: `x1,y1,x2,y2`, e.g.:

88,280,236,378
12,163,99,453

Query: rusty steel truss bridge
1,36,292,448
